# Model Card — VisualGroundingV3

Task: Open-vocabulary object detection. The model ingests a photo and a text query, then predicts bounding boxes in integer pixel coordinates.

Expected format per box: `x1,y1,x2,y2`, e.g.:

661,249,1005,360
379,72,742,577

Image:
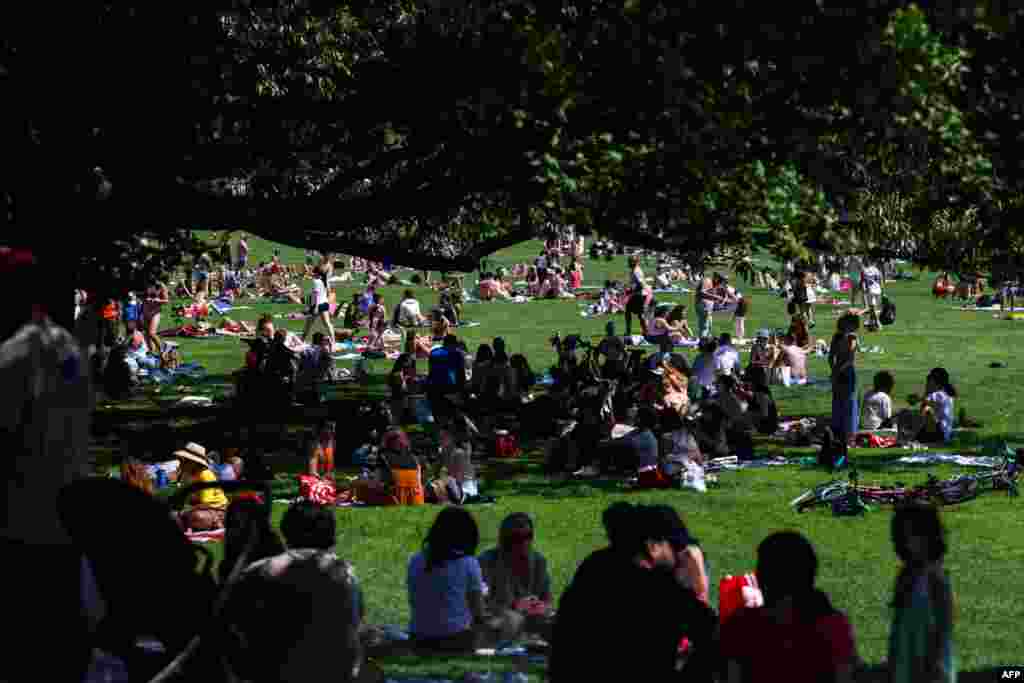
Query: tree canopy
5,0,1024,309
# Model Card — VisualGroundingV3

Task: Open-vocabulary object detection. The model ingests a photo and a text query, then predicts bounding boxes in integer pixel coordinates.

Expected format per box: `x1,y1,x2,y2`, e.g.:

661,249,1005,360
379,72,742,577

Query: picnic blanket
705,456,795,472
175,395,215,408
209,299,252,315
140,362,206,384
895,453,1005,468
185,528,225,543
158,325,219,338
957,305,1024,312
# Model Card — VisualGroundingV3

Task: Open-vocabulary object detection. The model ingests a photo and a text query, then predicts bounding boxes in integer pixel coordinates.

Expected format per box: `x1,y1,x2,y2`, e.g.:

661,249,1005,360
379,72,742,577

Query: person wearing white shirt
861,371,895,430
861,262,884,328
713,333,741,377
301,266,336,345
396,289,427,326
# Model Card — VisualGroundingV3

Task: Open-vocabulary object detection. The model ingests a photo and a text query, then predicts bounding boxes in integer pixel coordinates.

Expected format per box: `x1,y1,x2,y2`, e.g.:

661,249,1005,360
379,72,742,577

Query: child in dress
888,503,956,683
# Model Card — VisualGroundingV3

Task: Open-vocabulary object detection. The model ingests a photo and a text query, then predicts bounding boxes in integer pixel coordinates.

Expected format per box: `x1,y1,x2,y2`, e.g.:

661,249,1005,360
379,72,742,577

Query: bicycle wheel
792,481,846,512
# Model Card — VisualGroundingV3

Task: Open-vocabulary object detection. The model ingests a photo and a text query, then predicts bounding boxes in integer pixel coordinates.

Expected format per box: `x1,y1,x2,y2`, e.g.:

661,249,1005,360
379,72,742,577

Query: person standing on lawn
829,312,861,440
887,503,956,683
301,266,336,346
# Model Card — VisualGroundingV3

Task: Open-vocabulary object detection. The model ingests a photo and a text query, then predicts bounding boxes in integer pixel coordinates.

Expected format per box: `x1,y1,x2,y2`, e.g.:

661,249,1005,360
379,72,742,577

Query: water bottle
154,468,168,490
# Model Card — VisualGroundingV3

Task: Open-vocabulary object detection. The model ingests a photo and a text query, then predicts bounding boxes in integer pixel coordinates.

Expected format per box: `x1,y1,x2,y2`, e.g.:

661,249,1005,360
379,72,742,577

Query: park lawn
99,234,1024,677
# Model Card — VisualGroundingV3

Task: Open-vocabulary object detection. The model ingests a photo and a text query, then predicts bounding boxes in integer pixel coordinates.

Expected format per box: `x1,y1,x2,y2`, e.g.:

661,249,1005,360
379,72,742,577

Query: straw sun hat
174,442,209,469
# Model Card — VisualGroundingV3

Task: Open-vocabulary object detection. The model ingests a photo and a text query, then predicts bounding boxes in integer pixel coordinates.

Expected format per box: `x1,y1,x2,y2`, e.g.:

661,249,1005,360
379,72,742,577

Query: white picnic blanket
895,453,1005,468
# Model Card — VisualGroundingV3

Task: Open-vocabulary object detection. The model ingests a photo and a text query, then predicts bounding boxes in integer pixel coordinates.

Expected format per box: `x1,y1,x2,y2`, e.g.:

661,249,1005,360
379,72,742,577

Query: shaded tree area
5,1,1024,326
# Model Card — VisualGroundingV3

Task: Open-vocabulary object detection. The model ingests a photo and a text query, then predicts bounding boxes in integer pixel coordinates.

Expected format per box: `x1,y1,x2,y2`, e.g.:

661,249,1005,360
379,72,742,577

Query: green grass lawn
96,234,1024,678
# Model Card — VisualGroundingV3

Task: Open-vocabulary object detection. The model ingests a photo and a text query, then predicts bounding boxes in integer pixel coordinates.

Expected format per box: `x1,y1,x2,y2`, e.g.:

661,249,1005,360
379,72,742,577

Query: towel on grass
895,453,1005,468
185,528,225,543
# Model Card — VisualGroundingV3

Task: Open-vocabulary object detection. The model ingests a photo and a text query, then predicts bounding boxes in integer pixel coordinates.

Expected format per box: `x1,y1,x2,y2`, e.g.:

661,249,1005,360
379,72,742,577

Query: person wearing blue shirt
428,335,466,426
122,292,141,337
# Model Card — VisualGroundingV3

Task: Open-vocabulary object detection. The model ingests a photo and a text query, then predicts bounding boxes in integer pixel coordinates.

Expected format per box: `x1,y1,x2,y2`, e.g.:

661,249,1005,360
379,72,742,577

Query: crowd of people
3,236,982,682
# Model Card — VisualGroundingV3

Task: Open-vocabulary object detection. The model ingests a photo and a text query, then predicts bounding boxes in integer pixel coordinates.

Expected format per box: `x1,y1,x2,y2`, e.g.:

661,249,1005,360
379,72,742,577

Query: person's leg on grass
147,313,163,354
300,313,316,342
319,310,336,345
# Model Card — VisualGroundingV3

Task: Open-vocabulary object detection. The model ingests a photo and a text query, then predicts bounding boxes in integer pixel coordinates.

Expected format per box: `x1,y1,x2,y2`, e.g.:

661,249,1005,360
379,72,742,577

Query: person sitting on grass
175,442,228,532
720,531,857,683
478,513,554,642
933,272,956,299
861,370,895,431
405,328,433,360
667,304,695,341
743,366,780,436
896,368,958,444
549,504,718,683
394,289,428,327
295,332,335,405
219,494,285,583
468,344,494,397
227,500,364,683
620,407,671,488
509,353,536,402
778,333,808,382
597,320,627,379
690,338,719,397
408,507,487,653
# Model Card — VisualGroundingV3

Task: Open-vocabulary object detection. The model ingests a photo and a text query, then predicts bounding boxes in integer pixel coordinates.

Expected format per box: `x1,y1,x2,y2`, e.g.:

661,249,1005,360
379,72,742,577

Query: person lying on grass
478,513,554,642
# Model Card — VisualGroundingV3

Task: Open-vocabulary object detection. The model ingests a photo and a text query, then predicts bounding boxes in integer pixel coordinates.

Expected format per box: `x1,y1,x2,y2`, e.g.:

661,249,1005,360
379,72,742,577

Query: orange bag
718,573,763,625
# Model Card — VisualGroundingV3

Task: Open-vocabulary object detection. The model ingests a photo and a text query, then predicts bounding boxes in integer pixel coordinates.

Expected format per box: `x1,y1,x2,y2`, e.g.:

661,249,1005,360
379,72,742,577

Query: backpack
879,297,896,325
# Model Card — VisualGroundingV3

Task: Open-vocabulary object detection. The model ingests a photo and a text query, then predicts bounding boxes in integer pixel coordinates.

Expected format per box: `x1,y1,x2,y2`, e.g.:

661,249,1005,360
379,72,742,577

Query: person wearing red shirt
720,531,857,683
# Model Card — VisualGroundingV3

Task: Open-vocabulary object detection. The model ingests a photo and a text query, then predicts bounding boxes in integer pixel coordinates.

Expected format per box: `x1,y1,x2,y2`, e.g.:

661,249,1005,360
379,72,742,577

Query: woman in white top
301,266,336,345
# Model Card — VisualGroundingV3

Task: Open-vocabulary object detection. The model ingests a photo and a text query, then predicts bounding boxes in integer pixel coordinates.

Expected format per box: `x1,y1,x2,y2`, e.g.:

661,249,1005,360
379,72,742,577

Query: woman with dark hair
888,503,956,683
624,255,650,336
721,531,857,683
469,343,494,397
509,353,536,399
745,366,779,435
905,368,958,443
407,507,486,652
829,312,861,441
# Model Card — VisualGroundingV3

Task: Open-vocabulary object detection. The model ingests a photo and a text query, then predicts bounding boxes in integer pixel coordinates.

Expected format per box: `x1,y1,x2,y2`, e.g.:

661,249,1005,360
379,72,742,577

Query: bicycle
791,458,1019,513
